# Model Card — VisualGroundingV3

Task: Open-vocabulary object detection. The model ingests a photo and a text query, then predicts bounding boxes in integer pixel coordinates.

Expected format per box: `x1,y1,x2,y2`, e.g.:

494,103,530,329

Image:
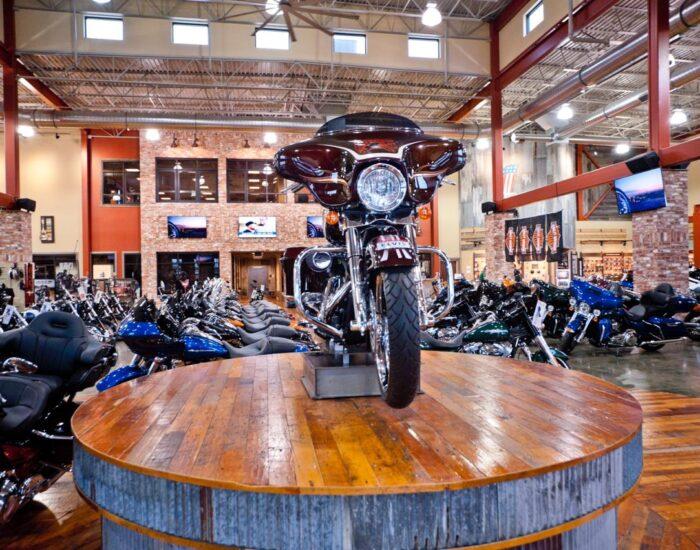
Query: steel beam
648,0,671,151
3,0,19,197
494,0,532,32
490,22,504,209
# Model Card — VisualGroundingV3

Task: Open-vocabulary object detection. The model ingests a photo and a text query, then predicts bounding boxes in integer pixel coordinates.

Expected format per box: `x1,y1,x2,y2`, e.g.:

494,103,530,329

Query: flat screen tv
238,216,277,238
167,216,207,239
614,168,666,215
307,216,324,238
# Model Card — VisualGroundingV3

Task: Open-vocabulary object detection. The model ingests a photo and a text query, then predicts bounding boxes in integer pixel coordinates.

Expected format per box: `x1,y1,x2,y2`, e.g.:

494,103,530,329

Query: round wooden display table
73,352,643,549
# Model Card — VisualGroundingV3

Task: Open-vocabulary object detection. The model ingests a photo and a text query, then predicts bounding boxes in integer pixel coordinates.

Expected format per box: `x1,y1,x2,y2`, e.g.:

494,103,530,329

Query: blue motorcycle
561,279,700,353
97,297,310,392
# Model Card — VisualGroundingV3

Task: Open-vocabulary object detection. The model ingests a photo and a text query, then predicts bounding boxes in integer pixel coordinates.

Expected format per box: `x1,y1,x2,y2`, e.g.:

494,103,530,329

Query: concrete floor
566,340,700,397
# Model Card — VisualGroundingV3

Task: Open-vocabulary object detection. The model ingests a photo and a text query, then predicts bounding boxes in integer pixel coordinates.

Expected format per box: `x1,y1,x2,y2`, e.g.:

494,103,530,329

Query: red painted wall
88,132,141,277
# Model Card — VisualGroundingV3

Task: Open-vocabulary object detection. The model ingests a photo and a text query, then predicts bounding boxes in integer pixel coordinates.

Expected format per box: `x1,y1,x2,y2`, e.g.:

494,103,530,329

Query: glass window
255,29,290,50
524,1,544,35
227,159,286,203
85,16,124,41
102,161,140,205
172,22,209,46
92,253,116,280
33,254,78,282
156,159,218,202
124,253,142,285
156,252,220,293
408,37,440,59
333,33,366,55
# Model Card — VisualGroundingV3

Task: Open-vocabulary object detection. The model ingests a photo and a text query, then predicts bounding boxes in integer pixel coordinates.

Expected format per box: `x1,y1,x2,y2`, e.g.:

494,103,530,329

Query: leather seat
243,318,291,332
420,331,466,351
655,283,675,296
0,376,50,434
222,337,301,358
238,325,298,345
627,304,646,322
0,312,110,395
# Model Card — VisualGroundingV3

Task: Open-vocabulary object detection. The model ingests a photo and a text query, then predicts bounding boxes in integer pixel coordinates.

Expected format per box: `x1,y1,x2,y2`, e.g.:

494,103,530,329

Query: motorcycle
562,279,699,353
529,279,571,338
276,112,464,408
420,294,569,368
0,312,113,523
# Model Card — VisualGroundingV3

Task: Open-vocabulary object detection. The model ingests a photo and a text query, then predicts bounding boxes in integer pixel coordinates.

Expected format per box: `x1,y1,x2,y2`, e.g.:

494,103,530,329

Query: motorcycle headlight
356,163,407,212
579,303,591,315
547,305,554,312
569,298,577,306
593,309,601,317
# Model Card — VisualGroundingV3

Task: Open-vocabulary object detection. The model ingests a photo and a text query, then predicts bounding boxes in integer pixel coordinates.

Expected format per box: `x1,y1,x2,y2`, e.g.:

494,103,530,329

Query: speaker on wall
625,151,660,174
481,201,497,214
15,198,36,212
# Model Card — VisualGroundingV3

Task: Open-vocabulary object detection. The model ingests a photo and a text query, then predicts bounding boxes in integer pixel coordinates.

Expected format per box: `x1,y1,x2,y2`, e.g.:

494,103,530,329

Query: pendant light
421,2,442,27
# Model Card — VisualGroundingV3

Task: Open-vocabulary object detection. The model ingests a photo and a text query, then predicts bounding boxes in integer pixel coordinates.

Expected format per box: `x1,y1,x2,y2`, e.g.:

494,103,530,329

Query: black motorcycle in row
0,312,114,523
276,112,464,408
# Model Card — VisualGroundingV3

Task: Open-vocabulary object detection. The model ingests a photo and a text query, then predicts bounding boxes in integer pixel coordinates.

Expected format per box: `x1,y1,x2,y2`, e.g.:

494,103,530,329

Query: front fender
367,235,417,271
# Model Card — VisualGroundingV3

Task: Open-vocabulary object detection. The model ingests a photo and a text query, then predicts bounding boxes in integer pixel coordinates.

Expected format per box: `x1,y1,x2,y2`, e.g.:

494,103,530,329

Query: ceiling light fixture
145,128,160,141
670,109,688,126
421,2,442,27
263,132,278,146
92,0,111,4
263,164,274,175
475,137,490,150
614,142,631,155
243,138,251,149
265,0,279,15
174,160,183,171
556,103,574,121
668,53,677,67
171,135,179,148
510,133,519,144
192,117,201,147
17,125,35,138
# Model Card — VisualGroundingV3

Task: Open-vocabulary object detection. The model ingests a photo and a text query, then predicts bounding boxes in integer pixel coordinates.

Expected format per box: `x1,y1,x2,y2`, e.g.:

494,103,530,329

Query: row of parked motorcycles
0,277,316,524
420,273,700,361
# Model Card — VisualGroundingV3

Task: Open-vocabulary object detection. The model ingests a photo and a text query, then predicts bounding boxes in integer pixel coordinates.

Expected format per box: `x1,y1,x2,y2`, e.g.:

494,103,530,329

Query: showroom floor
1,343,699,549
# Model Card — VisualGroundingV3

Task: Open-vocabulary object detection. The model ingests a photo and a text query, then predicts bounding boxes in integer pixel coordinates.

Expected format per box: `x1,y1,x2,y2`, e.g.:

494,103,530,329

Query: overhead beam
449,0,618,123
494,0,532,32
501,136,700,210
490,22,504,209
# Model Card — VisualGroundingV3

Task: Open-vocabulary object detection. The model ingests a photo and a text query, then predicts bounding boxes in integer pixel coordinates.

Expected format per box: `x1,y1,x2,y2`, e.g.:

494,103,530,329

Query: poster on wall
168,216,207,239
306,216,324,238
238,217,277,238
40,216,55,243
504,211,563,263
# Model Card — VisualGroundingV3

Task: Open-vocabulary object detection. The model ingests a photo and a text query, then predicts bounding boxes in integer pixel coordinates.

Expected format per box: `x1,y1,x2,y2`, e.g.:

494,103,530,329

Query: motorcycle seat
419,331,465,351
641,290,671,308
243,318,291,332
655,283,675,296
627,304,646,322
609,283,624,298
222,337,301,358
5,373,63,395
239,325,298,345
0,376,50,434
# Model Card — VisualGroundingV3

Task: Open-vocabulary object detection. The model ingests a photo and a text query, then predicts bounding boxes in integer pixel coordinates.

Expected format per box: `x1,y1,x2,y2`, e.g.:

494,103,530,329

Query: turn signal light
418,206,431,220
326,211,339,225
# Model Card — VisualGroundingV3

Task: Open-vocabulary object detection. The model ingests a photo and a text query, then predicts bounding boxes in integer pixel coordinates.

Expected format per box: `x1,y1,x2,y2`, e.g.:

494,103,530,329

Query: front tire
370,269,420,409
560,331,578,354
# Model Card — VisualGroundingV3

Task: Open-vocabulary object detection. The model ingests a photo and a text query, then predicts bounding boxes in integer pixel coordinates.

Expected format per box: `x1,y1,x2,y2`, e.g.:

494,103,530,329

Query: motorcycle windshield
317,112,421,135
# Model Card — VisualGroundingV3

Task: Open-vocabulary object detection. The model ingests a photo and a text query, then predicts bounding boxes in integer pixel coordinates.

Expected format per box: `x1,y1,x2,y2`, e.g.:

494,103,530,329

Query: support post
3,0,19,197
81,130,92,277
576,145,585,221
648,0,671,152
489,22,504,210
694,205,700,268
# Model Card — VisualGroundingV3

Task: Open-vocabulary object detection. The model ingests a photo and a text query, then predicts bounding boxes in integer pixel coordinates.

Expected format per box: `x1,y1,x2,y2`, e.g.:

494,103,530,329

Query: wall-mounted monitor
238,216,277,238
167,216,207,239
306,216,324,238
614,168,666,215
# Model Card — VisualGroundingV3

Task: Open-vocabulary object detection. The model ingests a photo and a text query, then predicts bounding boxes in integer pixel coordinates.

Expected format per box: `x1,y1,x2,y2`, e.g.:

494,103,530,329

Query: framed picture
167,216,207,239
40,216,55,243
238,217,277,238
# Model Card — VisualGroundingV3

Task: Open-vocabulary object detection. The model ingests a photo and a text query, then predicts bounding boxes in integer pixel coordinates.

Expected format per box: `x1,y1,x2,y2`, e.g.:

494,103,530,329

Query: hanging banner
504,211,564,263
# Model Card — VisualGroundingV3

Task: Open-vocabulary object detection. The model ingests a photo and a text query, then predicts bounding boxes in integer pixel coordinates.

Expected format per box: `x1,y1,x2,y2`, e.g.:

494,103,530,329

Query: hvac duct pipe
557,59,700,138
502,0,700,133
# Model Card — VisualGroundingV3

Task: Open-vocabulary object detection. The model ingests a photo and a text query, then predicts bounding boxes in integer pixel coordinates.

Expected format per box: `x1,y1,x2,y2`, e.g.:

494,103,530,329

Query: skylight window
172,22,209,46
255,29,290,50
84,16,124,41
333,33,367,55
524,1,544,36
408,37,440,59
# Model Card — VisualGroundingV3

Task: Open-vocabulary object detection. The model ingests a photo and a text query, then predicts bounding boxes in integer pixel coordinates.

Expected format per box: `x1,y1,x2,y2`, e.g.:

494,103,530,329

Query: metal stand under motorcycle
276,113,465,408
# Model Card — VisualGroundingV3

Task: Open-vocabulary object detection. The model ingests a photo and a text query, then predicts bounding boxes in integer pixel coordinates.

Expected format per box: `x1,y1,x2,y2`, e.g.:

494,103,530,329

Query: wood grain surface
72,351,642,495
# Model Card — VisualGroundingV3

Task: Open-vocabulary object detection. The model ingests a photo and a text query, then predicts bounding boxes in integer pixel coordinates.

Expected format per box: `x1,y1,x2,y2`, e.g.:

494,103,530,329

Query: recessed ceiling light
670,109,688,126
421,2,442,27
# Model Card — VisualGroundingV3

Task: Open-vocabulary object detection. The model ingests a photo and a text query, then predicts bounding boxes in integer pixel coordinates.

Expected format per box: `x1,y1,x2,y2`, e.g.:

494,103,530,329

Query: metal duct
502,0,700,133
17,110,482,139
557,59,700,138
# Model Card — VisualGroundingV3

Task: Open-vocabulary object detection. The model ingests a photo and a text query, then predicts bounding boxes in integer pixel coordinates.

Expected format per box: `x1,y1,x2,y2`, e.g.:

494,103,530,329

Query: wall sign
40,216,55,243
505,211,563,263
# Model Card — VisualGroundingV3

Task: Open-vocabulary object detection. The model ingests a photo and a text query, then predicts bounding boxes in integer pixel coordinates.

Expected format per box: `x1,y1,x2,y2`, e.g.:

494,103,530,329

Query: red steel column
81,130,93,277
3,0,19,197
648,0,671,152
490,22,504,209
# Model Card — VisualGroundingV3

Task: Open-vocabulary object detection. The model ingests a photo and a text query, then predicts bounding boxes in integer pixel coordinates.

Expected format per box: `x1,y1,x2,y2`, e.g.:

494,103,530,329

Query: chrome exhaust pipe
638,337,688,346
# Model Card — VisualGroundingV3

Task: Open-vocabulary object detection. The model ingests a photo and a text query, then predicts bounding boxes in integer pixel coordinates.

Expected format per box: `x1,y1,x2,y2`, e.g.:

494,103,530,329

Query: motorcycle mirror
2,357,39,374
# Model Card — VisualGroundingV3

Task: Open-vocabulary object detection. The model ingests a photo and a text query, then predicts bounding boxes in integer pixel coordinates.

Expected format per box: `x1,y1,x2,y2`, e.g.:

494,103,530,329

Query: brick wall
140,129,324,297
0,210,32,307
484,211,515,280
633,169,689,293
